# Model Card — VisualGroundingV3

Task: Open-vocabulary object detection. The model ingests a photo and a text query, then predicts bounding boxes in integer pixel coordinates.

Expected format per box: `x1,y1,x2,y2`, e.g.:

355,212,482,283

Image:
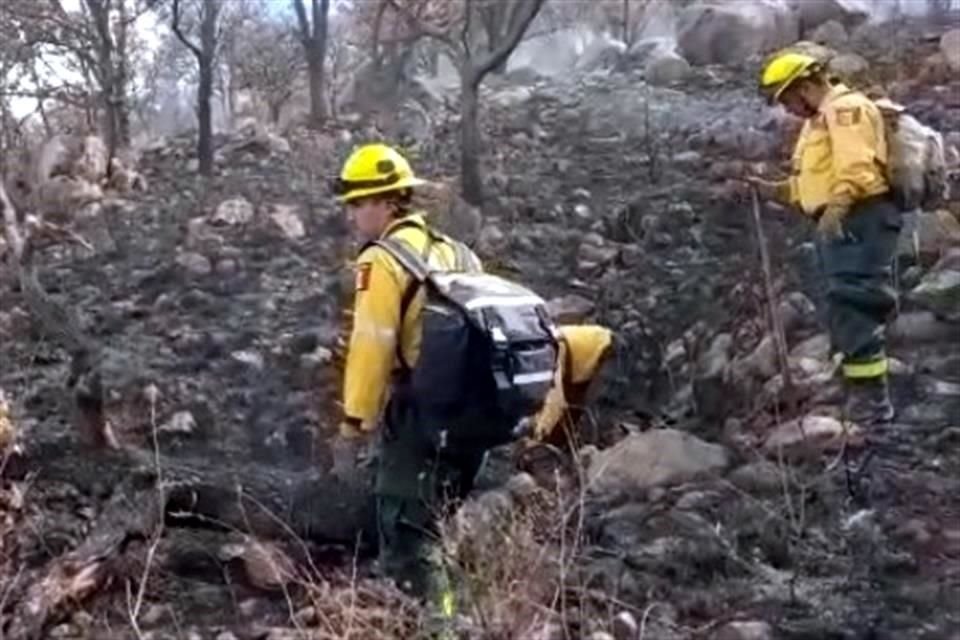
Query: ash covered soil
1,17,959,640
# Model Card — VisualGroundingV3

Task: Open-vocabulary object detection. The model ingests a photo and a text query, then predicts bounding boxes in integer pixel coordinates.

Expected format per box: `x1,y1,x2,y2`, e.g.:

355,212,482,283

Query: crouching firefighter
749,51,901,425
528,324,615,451
329,143,561,625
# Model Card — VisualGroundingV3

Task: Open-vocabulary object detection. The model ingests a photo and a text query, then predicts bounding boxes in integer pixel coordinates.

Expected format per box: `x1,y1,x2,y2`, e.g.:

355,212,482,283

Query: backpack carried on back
372,230,560,451
874,98,949,212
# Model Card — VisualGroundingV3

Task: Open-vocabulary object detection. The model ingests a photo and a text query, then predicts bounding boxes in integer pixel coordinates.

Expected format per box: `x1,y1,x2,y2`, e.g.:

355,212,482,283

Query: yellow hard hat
759,51,821,104
333,143,426,203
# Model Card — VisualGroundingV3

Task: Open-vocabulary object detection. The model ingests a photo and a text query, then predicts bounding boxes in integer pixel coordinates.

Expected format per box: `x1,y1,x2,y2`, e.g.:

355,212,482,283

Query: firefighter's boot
844,376,895,425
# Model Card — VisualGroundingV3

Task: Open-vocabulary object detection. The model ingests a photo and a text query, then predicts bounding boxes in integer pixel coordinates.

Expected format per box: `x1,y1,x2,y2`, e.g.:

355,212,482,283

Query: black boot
843,376,895,425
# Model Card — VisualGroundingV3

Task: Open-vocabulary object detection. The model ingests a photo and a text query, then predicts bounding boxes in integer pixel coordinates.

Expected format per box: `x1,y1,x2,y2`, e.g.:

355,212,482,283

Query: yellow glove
331,419,376,484
817,203,849,241
338,418,365,439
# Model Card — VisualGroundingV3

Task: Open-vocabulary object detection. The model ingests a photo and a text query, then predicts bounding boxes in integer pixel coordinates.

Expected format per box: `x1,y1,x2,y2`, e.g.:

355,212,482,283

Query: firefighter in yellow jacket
530,325,614,450
750,50,900,424
330,143,483,620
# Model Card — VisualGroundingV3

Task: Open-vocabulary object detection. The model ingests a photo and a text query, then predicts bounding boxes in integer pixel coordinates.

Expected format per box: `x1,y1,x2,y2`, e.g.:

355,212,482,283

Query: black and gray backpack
372,230,560,450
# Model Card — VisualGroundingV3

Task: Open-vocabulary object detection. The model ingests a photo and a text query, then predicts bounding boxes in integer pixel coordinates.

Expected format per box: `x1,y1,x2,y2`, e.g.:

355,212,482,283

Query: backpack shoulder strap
372,236,432,283
451,239,482,273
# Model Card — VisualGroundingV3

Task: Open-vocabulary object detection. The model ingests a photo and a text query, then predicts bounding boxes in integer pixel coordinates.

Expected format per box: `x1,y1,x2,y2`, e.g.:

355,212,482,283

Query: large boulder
576,36,627,72
586,429,731,495
645,50,693,86
788,0,871,33
677,0,799,66
809,19,848,48
942,29,960,73
909,263,960,323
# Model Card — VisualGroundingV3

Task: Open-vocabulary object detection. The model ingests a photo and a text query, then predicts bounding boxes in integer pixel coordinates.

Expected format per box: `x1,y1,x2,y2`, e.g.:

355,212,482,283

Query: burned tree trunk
459,76,484,206
294,0,332,128
172,0,220,177
458,0,546,206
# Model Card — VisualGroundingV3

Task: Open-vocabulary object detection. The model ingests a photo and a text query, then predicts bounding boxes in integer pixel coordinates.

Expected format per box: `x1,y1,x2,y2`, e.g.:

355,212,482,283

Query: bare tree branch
171,0,202,60
469,0,545,82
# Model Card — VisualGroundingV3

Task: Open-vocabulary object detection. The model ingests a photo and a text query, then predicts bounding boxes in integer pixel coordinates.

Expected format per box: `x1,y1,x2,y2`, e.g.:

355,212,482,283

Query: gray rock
763,414,864,459
547,294,596,323
576,37,627,72
728,460,783,495
587,428,731,494
477,223,508,255
267,204,305,240
612,611,639,640
160,411,196,435
789,0,870,32
176,251,213,276
713,620,775,640
677,0,799,66
889,311,958,344
645,51,692,86
809,19,848,47
211,197,254,226
909,269,960,322
827,52,870,79
941,28,960,73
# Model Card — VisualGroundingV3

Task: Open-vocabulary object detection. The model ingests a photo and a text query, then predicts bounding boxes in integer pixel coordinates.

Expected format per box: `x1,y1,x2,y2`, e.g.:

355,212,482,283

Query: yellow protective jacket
788,83,890,217
342,213,482,431
532,325,614,442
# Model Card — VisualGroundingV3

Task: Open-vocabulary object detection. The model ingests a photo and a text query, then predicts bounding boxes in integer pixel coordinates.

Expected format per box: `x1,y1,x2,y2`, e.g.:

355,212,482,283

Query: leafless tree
387,0,546,205
171,0,221,176
292,0,332,127
0,0,150,172
233,21,304,125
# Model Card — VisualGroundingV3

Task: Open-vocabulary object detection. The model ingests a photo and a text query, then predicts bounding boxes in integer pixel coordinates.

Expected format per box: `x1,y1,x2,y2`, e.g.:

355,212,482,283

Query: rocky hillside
1,13,959,640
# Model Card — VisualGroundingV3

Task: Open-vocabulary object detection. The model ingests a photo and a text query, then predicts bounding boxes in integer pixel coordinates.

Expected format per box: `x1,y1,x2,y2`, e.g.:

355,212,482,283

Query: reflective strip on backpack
463,295,545,310
513,370,555,385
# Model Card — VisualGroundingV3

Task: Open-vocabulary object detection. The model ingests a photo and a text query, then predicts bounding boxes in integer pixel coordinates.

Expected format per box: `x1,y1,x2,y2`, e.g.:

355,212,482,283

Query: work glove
817,203,849,242
744,176,791,204
330,420,373,485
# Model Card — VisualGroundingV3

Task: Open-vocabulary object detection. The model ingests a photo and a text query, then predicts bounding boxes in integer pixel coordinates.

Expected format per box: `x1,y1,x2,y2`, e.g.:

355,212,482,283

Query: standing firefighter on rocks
329,143,561,625
750,51,901,425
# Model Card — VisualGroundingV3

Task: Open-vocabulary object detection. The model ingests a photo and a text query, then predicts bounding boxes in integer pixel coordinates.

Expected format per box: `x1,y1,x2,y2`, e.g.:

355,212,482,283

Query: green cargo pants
374,394,486,604
816,195,902,379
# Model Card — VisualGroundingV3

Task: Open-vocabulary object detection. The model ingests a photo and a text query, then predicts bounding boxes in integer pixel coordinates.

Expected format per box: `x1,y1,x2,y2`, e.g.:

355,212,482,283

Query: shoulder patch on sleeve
355,263,372,291
834,106,862,126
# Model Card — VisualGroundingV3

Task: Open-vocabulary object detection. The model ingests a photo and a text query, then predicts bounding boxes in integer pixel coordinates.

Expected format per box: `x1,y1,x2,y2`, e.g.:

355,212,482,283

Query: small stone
590,633,615,640
728,461,782,495
268,204,306,240
216,633,239,640
141,604,166,625
186,632,203,640
211,197,254,226
231,350,264,370
477,224,508,255
238,598,260,617
532,622,565,640
215,258,239,275
176,251,212,276
160,411,196,435
895,518,933,546
48,624,77,639
71,611,94,628
612,611,639,640
713,621,774,640
294,606,317,625
763,415,864,459
547,293,595,323
573,203,591,219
